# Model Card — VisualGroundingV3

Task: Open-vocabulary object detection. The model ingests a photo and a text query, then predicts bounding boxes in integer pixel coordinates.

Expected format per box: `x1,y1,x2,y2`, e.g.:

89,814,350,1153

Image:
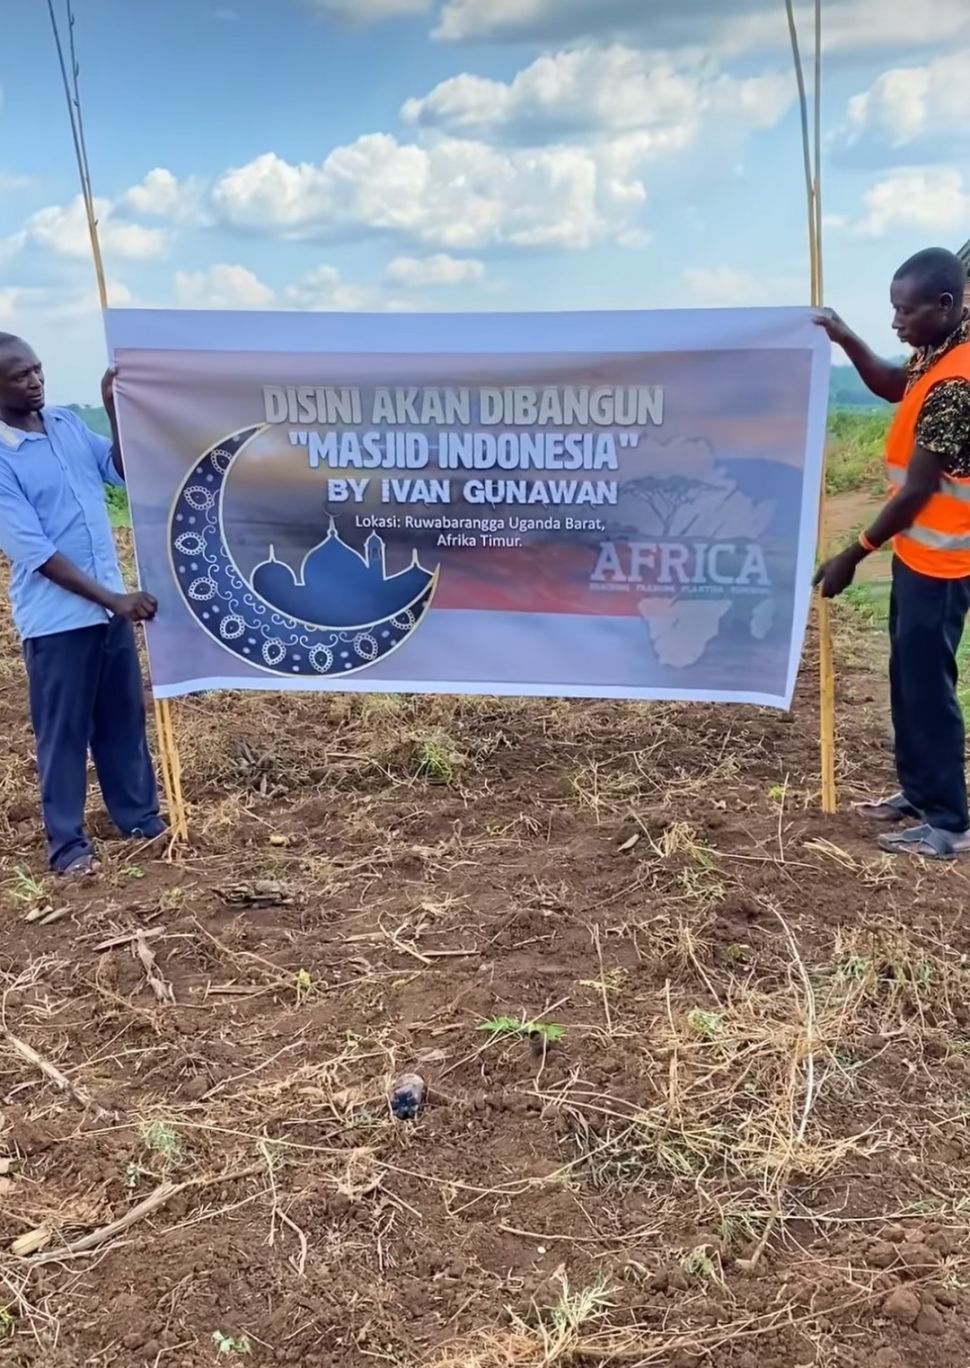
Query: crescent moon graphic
168,427,438,679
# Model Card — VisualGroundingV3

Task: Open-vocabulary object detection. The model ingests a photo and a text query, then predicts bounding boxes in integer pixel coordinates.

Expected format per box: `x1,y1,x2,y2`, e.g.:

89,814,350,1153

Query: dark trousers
890,556,970,833
24,618,161,871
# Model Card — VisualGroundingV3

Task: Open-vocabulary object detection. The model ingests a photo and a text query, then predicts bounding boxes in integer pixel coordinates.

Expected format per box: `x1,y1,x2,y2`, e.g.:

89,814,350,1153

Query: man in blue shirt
0,333,164,875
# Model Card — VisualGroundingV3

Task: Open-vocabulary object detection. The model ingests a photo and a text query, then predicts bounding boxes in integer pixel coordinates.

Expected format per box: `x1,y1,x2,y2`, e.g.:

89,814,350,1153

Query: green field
824,409,889,496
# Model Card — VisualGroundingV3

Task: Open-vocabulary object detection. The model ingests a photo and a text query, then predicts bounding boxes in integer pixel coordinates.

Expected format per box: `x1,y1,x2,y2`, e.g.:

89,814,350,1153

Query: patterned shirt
908,309,970,476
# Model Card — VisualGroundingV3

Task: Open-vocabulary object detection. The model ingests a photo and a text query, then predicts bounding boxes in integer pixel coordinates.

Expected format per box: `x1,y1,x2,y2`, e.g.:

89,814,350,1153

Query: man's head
0,334,45,416
890,248,966,350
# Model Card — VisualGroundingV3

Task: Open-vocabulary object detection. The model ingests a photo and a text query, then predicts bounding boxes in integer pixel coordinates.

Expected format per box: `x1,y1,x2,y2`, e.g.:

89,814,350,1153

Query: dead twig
19,1163,263,1264
133,931,175,1005
1,1029,115,1119
94,928,164,953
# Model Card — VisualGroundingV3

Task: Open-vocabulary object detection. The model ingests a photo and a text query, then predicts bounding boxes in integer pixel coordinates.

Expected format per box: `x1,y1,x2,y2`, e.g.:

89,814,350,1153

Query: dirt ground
2,546,970,1368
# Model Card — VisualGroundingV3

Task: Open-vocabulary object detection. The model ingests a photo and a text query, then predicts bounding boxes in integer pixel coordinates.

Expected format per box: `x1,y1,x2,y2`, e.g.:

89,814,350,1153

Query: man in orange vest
815,246,970,859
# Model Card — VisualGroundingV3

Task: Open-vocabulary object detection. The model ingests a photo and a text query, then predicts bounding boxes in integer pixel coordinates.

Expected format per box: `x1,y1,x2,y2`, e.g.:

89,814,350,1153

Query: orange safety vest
887,340,970,578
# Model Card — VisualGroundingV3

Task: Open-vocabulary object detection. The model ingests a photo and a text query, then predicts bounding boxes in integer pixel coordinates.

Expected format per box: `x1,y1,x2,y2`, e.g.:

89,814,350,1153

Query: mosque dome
251,520,432,629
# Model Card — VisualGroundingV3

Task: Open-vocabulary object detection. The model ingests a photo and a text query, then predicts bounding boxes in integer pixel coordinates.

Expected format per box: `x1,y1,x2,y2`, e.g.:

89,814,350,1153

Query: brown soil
1,548,970,1368
825,489,886,581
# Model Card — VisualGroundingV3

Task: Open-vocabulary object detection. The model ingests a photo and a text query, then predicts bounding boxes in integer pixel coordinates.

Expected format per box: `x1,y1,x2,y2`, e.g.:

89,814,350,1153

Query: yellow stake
786,0,837,813
47,0,189,842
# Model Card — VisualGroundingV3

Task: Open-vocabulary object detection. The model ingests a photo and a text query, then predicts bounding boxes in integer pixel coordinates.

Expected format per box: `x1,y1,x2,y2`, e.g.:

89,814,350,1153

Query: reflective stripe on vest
901,525,970,551
887,466,970,504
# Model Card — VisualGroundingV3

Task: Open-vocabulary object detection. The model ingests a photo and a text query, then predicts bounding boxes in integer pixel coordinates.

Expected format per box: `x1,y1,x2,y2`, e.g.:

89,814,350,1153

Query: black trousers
24,618,162,871
890,556,970,833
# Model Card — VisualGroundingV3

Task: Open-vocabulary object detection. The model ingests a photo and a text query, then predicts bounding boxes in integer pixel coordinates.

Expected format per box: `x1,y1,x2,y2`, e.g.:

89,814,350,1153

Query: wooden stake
47,0,190,841
786,0,836,813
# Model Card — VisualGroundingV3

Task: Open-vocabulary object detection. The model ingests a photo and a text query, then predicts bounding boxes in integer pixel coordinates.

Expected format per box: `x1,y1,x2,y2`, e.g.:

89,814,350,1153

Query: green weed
414,732,463,782
140,1119,184,1172
686,1008,724,1039
548,1275,614,1331
5,867,44,907
680,1245,726,1288
212,1330,252,1356
479,1015,566,1045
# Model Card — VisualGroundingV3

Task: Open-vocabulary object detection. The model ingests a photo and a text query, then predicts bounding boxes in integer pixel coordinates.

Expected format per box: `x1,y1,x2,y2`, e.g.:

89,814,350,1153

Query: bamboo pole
46,0,189,842
785,0,836,813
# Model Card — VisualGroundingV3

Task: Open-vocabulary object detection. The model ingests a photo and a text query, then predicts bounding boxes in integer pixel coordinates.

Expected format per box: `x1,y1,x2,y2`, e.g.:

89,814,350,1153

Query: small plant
716,1207,767,1250
161,886,184,910
548,1275,614,1331
212,1331,252,1356
0,1306,13,1337
686,1008,724,1039
140,1119,184,1172
120,864,145,880
680,1245,726,1288
479,1015,565,1045
6,867,44,908
295,968,313,1006
415,733,462,782
580,967,627,994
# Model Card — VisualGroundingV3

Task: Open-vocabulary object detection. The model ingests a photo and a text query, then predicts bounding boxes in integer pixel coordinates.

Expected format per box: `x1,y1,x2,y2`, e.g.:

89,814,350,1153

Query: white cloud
6,195,168,263
433,0,970,56
840,52,970,150
403,45,790,145
684,265,805,306
384,253,484,286
303,0,431,18
0,278,133,325
841,167,970,238
122,168,209,225
280,264,385,310
174,264,276,309
210,134,648,250
172,262,405,312
0,171,32,192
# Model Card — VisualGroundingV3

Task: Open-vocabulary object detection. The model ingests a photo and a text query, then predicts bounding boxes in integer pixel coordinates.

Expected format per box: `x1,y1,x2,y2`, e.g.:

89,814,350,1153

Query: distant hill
829,365,891,411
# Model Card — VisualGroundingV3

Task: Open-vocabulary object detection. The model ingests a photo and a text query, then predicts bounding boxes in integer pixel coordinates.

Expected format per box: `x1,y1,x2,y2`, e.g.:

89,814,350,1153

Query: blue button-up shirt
0,407,126,640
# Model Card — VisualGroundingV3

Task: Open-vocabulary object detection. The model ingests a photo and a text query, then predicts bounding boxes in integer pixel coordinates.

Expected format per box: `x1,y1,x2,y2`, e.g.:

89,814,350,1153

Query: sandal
877,824,970,861
57,854,99,878
855,792,922,823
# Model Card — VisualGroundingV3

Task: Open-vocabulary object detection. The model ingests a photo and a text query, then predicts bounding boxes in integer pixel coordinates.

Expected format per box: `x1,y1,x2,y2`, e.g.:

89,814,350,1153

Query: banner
106,309,830,708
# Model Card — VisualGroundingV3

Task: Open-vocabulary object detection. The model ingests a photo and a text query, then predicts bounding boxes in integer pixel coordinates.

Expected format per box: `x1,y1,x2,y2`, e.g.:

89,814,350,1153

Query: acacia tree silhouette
626,474,721,534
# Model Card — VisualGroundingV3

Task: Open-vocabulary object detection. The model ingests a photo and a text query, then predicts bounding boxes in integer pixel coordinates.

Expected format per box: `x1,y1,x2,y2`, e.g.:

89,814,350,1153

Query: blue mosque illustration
251,518,434,629
169,427,438,678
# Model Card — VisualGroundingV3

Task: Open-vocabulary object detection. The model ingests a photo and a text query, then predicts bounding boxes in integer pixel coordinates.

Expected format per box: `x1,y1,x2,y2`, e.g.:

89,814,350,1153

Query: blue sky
1,0,968,401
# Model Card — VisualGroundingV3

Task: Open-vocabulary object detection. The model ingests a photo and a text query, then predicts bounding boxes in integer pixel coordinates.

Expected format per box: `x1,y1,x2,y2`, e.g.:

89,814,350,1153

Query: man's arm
100,365,124,480
39,553,156,622
814,309,907,404
815,445,943,598
0,467,155,622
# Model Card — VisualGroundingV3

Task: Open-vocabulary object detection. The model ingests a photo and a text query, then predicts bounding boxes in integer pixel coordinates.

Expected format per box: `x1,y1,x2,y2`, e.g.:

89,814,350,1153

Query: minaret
366,532,386,578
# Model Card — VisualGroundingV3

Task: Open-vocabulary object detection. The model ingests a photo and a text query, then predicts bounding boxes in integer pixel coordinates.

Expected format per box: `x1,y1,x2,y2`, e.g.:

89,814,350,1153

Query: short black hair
893,248,966,303
0,332,24,350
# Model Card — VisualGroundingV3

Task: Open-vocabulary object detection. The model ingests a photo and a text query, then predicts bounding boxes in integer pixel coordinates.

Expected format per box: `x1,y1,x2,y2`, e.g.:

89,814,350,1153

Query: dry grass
2,545,970,1364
